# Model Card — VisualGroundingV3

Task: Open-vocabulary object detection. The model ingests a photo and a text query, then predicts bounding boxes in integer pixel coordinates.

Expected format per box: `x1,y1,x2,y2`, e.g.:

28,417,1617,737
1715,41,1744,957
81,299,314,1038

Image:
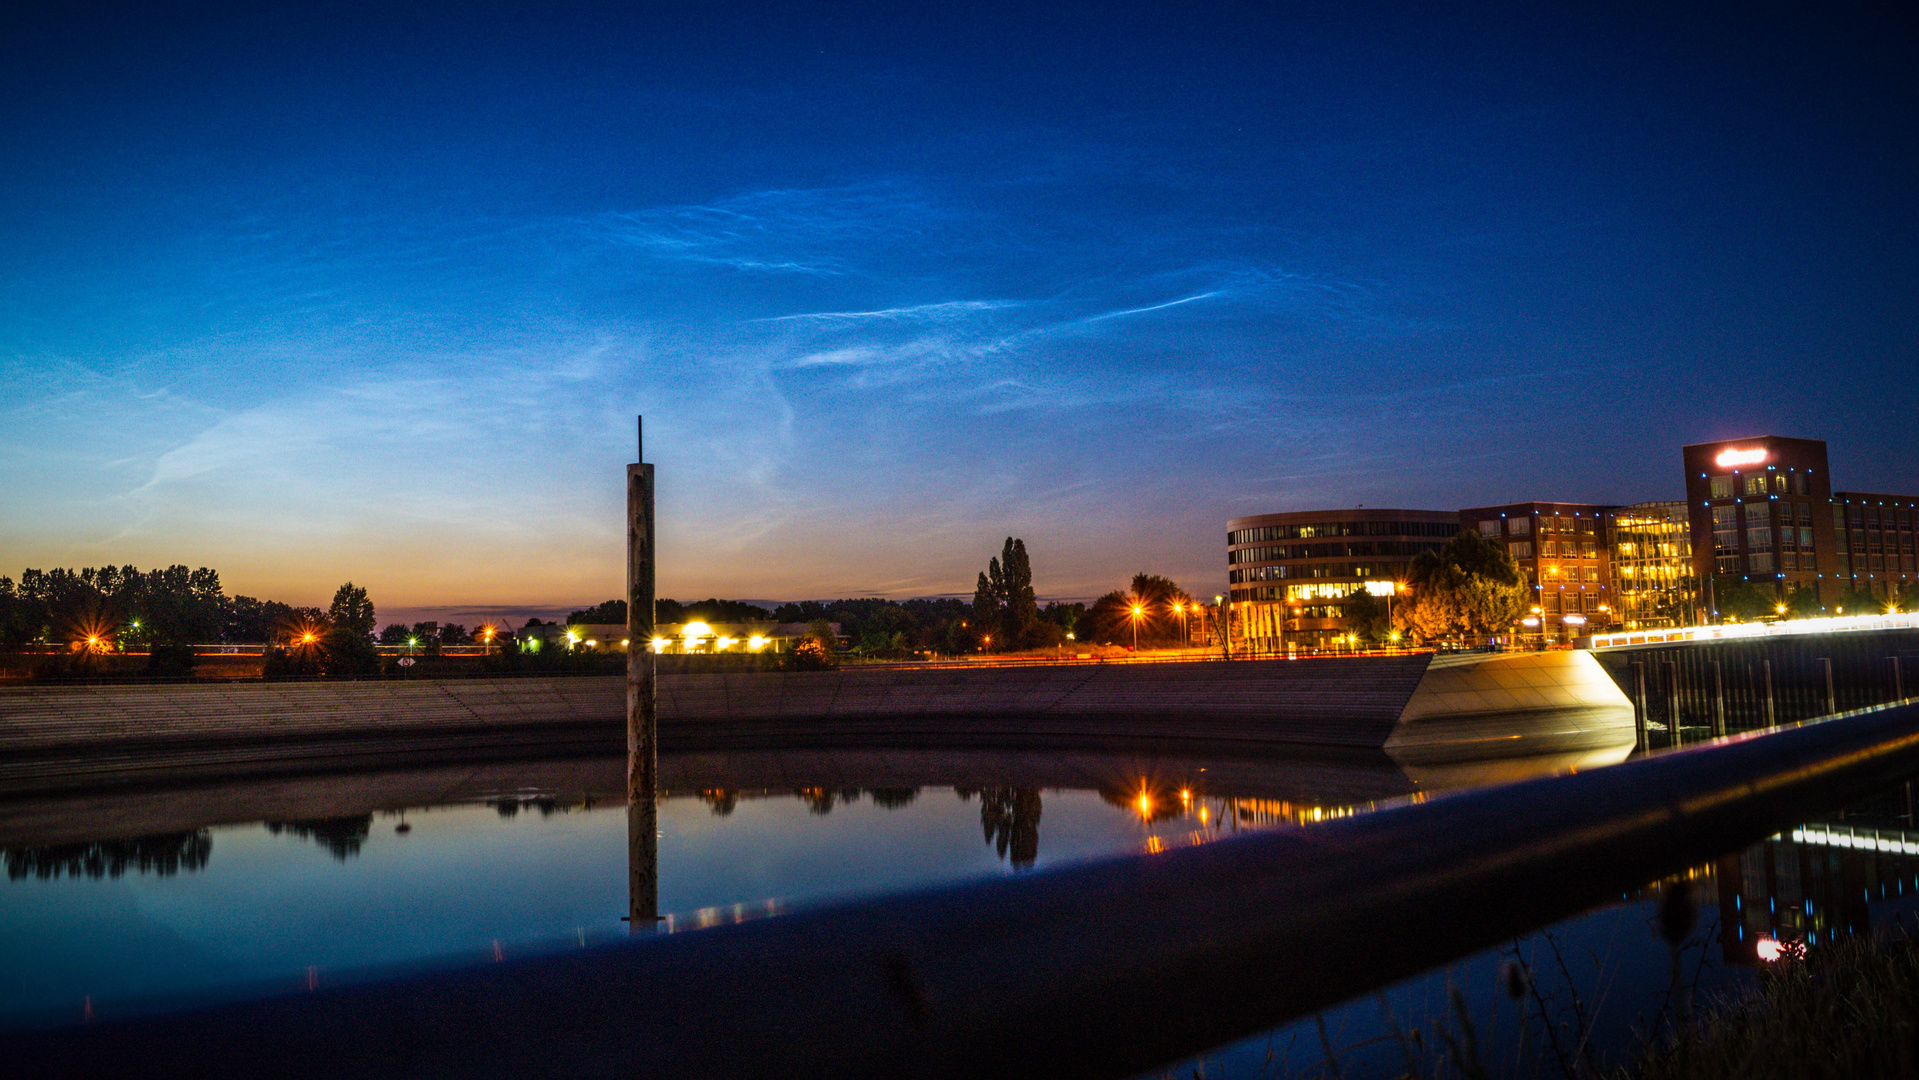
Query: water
4,748,1917,1076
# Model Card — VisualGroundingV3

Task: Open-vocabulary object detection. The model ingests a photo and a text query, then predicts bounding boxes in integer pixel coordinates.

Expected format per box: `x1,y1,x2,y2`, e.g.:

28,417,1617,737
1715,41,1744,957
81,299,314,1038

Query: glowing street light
1130,603,1144,651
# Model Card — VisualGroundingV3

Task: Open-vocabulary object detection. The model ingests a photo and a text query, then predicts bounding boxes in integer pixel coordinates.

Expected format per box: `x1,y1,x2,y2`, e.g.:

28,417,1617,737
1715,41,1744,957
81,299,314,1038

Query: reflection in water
690,787,925,818
263,816,373,861
867,788,918,809
4,831,213,880
488,796,595,819
971,788,1043,869
1713,781,1919,966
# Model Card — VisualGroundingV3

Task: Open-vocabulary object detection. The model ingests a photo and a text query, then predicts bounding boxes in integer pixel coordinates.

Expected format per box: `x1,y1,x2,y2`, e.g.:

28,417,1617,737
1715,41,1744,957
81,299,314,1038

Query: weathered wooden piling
627,416,658,928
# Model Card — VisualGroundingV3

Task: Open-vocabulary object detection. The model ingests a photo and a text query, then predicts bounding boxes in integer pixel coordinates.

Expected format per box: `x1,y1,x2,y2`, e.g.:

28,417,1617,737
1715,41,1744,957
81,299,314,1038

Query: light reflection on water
0,759,1402,1030
3,750,1916,1077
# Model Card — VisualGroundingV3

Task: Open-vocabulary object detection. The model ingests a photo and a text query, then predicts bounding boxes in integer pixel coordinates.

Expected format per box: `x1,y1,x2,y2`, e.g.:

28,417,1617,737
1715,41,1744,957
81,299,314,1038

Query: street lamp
1130,603,1144,651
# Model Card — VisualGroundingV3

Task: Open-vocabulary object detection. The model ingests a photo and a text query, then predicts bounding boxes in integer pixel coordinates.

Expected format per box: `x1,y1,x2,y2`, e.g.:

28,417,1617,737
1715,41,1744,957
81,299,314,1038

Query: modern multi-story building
1683,436,1839,609
1831,492,1919,601
1225,509,1457,651
1458,502,1617,644
1225,436,1914,641
1605,501,1696,630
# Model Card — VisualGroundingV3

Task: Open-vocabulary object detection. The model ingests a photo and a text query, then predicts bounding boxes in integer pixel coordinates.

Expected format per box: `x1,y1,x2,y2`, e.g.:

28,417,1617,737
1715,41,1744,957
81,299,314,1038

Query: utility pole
627,416,658,929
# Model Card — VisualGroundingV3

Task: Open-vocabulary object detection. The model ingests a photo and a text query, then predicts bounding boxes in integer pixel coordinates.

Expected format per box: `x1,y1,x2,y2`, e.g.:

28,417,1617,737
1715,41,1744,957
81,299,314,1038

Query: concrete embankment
0,652,1634,796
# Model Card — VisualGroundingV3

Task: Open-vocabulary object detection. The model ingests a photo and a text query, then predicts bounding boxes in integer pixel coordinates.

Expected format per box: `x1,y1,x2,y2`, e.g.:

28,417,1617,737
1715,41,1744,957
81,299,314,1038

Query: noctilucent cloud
3,3,1915,622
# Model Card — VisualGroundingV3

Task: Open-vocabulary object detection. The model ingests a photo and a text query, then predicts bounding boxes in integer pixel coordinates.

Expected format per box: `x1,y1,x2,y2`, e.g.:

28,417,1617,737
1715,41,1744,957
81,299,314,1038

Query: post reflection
629,776,657,930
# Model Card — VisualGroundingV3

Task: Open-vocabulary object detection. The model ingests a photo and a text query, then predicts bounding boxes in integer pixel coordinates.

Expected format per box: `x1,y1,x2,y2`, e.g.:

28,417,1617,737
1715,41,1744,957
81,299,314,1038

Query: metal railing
11,699,1919,1078
1592,611,1919,648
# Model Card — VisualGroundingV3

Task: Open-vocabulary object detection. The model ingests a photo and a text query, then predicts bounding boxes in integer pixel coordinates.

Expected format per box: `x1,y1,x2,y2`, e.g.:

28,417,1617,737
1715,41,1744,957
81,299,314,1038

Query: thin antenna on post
637,415,644,463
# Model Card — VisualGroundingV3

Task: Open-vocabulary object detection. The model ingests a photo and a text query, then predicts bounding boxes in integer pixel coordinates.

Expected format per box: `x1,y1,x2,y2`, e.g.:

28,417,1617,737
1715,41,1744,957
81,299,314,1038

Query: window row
1229,539,1450,564
1707,471,1812,499
1228,521,1459,545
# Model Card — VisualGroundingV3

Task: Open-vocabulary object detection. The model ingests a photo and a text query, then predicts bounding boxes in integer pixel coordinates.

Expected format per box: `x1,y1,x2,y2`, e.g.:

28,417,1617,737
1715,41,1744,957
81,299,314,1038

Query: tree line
0,565,331,649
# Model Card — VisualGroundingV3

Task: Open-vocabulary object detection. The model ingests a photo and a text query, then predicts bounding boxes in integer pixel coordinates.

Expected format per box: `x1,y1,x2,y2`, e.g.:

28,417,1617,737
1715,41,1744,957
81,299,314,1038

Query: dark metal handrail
12,701,1919,1080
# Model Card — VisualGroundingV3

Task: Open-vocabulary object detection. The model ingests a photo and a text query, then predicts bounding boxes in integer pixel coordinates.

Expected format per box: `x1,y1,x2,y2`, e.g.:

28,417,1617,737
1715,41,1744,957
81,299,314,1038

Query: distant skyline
4,2,1916,625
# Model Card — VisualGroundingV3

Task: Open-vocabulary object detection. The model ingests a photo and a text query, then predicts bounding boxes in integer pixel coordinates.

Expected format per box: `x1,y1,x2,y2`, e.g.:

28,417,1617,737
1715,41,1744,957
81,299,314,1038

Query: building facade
1682,436,1838,609
1458,502,1617,645
1831,492,1919,602
1225,509,1457,651
1605,501,1696,630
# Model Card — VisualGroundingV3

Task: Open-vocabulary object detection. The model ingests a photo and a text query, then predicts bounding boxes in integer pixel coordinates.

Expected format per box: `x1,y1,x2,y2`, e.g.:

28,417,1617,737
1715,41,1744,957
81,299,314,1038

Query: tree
327,583,376,640
971,538,1044,651
1713,579,1779,621
1832,583,1889,617
378,623,411,645
411,621,443,656
1398,532,1529,646
1785,584,1825,619
321,582,380,676
566,599,628,625
1342,588,1391,645
1075,574,1194,647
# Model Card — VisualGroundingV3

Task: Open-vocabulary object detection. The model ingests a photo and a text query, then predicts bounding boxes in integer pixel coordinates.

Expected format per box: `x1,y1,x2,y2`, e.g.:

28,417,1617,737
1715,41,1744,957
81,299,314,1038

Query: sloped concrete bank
0,652,1634,796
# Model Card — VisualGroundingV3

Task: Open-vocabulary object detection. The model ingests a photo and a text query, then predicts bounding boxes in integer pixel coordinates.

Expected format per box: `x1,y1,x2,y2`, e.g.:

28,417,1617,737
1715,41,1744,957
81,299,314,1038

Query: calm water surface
5,748,1917,1077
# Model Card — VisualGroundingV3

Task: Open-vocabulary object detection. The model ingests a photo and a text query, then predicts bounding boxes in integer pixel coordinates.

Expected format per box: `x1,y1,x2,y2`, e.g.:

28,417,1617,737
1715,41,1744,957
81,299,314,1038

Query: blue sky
3,2,1915,624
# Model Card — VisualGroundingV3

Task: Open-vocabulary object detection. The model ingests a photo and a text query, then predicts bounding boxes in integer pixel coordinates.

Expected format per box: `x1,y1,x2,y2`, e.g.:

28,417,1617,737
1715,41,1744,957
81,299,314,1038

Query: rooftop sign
1714,447,1768,468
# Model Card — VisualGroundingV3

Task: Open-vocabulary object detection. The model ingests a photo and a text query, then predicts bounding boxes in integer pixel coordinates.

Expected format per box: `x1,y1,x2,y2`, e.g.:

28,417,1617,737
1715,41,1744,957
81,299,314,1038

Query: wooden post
1632,661,1648,751
1711,661,1726,738
1762,659,1776,728
1665,660,1682,747
627,416,658,930
1821,657,1836,716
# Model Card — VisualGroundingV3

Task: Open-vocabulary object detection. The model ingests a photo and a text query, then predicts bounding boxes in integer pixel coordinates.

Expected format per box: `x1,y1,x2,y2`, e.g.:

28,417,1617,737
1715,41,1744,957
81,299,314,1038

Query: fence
1592,626,1919,745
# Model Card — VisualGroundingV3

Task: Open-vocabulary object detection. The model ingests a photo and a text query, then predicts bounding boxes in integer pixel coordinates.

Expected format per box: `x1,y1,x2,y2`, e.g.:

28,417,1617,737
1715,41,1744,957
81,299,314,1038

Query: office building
1458,502,1617,644
1683,436,1838,609
1225,509,1457,651
1831,492,1919,601
1605,501,1696,630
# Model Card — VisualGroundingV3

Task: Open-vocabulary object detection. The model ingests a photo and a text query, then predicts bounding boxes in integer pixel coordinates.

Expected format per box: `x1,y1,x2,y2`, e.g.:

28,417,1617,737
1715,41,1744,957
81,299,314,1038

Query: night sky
3,2,1915,624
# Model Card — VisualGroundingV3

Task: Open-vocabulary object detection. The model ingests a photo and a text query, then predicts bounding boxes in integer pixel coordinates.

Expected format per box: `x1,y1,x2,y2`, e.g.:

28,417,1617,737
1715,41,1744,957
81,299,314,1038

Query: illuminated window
1478,520,1500,538
1744,475,1767,496
1510,541,1533,559
1541,540,1558,557
1509,517,1531,536
1584,566,1600,582
1709,476,1735,499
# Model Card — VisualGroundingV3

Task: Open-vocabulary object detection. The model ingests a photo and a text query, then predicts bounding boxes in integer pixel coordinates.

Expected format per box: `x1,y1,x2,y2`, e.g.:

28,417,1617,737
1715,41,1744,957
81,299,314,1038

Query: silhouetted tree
264,816,373,861
1343,588,1392,644
970,537,1047,651
320,582,380,675
4,831,212,880
978,788,1043,868
1077,574,1193,646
